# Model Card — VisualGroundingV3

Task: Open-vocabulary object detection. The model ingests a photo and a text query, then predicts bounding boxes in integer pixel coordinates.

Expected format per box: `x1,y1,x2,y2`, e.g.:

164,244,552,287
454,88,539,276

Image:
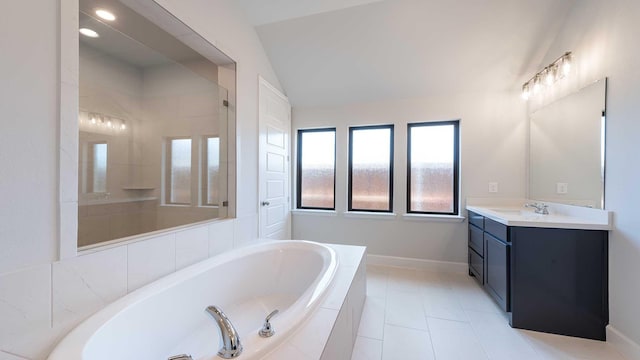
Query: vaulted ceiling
238,0,577,107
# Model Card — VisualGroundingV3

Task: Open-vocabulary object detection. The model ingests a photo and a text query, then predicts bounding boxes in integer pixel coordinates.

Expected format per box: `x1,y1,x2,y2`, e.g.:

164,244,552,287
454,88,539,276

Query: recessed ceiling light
95,9,116,21
79,28,99,38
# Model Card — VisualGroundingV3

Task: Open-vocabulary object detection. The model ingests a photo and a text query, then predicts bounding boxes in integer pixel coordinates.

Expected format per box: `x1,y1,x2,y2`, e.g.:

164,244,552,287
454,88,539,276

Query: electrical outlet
488,182,499,193
557,182,568,194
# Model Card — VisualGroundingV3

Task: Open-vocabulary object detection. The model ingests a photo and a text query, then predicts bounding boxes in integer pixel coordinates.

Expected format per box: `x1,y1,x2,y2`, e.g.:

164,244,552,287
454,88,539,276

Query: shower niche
77,0,235,247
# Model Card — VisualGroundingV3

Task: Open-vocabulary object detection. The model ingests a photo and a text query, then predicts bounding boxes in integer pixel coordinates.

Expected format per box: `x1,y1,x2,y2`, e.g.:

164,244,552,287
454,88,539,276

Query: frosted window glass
350,127,392,211
299,130,335,209
206,137,220,205
409,124,455,213
170,138,191,204
92,143,107,193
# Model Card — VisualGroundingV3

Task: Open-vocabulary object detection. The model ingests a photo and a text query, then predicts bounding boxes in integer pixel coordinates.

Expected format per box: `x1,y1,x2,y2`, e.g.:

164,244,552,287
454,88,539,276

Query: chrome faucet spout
525,202,549,215
205,305,243,358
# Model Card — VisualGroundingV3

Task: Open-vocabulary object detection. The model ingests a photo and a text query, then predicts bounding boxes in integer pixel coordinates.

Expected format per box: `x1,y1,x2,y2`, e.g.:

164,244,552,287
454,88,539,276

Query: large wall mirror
78,0,236,248
529,78,607,209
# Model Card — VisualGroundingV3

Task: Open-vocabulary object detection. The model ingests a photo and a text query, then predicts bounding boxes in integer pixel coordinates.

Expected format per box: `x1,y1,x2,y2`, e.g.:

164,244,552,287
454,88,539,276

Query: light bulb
79,28,99,38
95,9,116,21
107,120,112,128
120,122,127,130
521,83,530,100
561,53,572,77
545,67,555,86
533,76,542,94
90,116,96,124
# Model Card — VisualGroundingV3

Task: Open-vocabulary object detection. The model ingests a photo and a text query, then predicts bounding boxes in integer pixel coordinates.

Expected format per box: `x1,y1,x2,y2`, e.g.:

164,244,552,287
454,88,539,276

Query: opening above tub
76,0,236,249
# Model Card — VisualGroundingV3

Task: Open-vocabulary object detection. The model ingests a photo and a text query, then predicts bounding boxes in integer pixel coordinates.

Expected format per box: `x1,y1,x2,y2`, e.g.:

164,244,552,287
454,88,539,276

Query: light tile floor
351,265,627,360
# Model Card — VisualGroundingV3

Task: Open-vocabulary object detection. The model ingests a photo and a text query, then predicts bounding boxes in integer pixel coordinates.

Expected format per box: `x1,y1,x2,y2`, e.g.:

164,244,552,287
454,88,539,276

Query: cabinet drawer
468,211,484,229
485,217,508,242
469,224,484,255
469,248,484,283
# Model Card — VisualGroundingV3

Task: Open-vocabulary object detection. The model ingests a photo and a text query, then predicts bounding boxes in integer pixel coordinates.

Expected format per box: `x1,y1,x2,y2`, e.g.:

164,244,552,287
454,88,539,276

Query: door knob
261,201,270,206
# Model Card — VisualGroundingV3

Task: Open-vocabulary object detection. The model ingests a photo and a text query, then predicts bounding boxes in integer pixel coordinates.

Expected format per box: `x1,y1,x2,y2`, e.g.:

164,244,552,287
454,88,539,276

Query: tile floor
351,265,627,360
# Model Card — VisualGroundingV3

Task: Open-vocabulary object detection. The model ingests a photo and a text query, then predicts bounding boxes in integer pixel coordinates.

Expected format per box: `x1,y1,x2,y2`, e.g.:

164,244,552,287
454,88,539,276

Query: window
88,142,107,193
348,125,394,212
407,120,459,215
297,128,336,210
203,136,220,206
166,138,192,204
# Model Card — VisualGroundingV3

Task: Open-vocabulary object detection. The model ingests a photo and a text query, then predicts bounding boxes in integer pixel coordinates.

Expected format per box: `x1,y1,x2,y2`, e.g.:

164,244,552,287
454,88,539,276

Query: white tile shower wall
0,265,52,359
127,233,177,291
233,213,260,248
0,219,239,359
52,246,128,329
209,219,235,256
175,226,210,269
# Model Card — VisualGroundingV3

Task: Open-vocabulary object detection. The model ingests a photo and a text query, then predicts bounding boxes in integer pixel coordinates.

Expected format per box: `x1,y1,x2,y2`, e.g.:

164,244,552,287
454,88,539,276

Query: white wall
292,92,527,263
0,0,59,275
0,0,282,358
534,0,640,352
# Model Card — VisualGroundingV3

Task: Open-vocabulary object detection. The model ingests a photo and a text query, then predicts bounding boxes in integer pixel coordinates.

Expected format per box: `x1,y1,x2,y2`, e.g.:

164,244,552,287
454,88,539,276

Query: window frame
202,135,220,207
296,127,337,210
348,124,395,213
406,120,460,216
165,136,193,205
86,141,108,194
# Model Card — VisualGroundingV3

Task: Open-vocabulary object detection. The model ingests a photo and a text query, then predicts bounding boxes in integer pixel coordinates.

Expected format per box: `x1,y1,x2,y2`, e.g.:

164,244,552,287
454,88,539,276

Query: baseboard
607,325,640,360
367,254,467,274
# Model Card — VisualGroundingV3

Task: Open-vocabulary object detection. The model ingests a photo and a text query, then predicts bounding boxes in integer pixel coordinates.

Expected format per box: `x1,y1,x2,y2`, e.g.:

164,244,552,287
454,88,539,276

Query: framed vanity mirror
77,0,236,248
529,78,607,209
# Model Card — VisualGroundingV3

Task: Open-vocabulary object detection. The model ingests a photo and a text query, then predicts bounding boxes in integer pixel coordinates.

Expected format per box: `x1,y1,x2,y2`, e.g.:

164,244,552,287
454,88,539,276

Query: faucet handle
259,309,279,338
266,309,279,321
168,355,193,360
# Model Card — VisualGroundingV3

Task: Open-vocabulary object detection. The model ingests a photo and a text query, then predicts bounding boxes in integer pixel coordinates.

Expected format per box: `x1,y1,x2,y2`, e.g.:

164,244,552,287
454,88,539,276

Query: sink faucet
205,305,243,359
525,202,549,215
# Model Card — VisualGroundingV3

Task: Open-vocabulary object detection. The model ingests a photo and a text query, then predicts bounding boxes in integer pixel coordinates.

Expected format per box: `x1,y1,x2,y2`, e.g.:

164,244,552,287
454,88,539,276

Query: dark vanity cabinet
467,212,484,282
468,211,510,311
467,210,609,340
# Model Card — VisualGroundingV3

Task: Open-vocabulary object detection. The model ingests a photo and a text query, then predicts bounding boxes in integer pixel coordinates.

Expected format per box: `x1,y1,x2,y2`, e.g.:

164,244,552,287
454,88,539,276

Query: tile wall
0,218,244,360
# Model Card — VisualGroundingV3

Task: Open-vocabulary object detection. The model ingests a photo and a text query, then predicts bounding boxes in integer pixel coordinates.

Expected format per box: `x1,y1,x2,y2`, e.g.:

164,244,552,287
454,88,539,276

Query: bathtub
48,240,338,360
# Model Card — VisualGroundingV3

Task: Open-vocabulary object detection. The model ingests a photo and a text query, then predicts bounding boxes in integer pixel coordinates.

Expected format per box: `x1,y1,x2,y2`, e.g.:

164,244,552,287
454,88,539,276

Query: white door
258,77,291,239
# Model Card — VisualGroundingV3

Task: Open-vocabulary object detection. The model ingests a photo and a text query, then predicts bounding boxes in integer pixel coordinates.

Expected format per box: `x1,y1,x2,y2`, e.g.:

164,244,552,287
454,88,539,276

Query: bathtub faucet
205,305,243,358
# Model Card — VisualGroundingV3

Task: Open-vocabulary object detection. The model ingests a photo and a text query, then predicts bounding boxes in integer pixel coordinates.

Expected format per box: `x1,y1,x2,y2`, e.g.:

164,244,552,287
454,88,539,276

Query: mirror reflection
529,78,606,208
78,0,233,247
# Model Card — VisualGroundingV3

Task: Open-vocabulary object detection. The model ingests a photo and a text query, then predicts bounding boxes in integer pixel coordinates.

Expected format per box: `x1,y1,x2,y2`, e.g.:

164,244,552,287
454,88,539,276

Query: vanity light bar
80,111,127,132
522,51,572,100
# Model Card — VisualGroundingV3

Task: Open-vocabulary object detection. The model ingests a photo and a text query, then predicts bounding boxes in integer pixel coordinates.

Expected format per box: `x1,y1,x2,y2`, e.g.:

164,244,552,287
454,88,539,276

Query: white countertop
466,199,612,230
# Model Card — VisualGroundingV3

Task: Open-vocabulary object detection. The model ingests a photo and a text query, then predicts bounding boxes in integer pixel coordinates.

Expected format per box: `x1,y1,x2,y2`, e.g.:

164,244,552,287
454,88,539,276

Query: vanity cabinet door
484,232,509,311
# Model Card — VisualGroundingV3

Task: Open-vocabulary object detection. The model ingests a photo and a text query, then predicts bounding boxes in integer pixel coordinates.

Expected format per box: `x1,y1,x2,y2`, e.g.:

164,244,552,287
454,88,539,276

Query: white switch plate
557,182,568,194
488,182,499,193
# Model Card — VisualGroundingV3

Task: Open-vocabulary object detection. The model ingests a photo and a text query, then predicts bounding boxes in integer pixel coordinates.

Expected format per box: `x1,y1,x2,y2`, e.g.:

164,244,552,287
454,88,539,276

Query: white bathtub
48,240,338,360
